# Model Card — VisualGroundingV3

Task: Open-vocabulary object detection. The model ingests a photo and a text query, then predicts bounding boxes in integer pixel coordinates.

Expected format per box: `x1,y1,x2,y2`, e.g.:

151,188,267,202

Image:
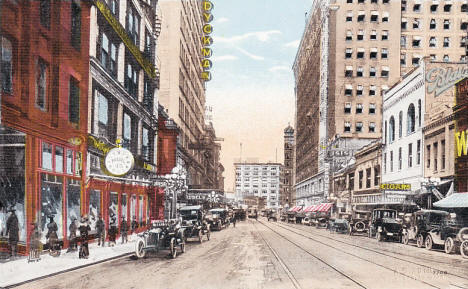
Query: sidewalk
0,236,138,288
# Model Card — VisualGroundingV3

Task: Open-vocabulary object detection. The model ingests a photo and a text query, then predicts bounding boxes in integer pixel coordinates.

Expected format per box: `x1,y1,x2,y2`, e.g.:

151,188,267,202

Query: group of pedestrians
3,208,141,261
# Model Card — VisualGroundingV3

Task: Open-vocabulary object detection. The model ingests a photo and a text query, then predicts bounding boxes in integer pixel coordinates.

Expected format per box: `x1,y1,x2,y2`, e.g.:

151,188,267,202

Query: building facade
1,0,91,253
234,163,282,209
454,77,468,192
282,125,295,207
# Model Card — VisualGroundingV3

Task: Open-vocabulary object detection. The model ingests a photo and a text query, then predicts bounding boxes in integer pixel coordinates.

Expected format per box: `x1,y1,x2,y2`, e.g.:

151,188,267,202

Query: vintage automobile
461,238,468,258
302,213,313,226
207,208,230,230
135,219,185,259
233,208,247,221
368,208,402,242
348,211,371,236
315,212,330,229
424,218,468,255
266,209,278,222
329,218,350,234
247,207,258,219
179,205,210,243
287,211,296,223
401,210,449,248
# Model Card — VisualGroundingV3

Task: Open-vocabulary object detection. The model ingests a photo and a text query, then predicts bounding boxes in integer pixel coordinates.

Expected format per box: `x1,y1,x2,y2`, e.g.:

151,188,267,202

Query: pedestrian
78,215,91,259
108,215,117,247
232,215,237,228
28,222,42,262
46,215,59,256
131,216,138,234
121,217,128,244
67,218,78,252
6,207,19,259
95,214,105,246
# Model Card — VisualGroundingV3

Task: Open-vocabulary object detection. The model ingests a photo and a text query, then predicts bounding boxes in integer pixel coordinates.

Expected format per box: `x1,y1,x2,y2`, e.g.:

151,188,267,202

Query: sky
205,0,314,192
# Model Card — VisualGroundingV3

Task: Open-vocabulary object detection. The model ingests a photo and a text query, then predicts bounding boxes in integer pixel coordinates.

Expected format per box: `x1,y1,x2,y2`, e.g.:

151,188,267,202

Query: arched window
384,121,388,144
418,99,421,127
398,111,403,138
407,103,415,134
389,116,395,143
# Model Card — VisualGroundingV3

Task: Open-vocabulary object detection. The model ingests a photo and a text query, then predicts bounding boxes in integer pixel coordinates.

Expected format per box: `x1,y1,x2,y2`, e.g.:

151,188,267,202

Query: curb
2,251,134,289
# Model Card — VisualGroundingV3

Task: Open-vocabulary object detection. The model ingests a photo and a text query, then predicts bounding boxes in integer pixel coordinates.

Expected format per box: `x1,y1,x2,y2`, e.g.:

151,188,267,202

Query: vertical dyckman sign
201,0,213,81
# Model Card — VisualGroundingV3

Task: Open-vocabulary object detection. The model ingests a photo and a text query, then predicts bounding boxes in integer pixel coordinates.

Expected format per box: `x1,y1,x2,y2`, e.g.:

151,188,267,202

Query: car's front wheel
444,237,455,254
416,234,424,248
460,240,468,259
402,233,409,245
170,238,177,259
180,240,186,253
425,235,434,250
135,238,146,258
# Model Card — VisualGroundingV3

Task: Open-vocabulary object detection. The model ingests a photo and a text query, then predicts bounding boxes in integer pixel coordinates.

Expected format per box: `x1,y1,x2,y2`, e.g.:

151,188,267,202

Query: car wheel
198,230,203,244
460,241,468,259
416,234,424,248
402,234,409,245
206,229,211,241
376,232,383,242
425,235,433,250
444,237,455,254
180,240,186,253
135,238,146,259
170,238,177,259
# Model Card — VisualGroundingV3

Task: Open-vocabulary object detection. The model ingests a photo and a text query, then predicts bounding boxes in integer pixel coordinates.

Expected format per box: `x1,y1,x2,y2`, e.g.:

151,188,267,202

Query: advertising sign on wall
201,0,213,81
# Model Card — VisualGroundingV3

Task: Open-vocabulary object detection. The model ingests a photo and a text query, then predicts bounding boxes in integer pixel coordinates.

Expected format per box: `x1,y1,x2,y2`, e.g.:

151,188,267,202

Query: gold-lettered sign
380,183,412,191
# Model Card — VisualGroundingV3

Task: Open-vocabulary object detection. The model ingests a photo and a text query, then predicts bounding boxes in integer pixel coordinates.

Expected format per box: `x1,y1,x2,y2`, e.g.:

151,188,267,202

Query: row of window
345,11,390,23
401,35,465,49
357,167,380,190
383,140,422,174
344,121,376,133
236,166,278,170
344,103,376,115
426,140,447,172
345,65,389,78
345,29,389,41
41,141,82,176
385,101,421,145
345,47,389,59
402,18,467,30
344,84,388,97
403,3,467,14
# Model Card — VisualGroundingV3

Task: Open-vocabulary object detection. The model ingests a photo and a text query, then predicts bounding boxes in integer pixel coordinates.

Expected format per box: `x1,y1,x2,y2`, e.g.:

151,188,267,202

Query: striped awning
289,206,303,212
304,205,317,212
311,203,333,212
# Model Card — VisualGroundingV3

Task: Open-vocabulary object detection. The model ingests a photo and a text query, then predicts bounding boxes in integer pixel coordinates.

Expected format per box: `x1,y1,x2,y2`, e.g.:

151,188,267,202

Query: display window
88,189,101,233
121,193,128,221
40,140,81,177
109,192,119,227
138,195,143,226
130,194,136,222
40,173,63,243
66,179,81,231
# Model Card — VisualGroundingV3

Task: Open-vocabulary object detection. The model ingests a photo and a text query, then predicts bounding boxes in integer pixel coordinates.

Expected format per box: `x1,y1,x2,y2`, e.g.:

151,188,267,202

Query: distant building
234,163,282,209
282,125,295,207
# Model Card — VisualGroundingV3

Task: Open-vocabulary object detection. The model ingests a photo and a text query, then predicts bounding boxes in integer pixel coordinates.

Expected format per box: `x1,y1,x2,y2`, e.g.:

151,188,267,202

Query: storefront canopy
289,206,302,212
304,205,317,212
311,203,333,212
433,193,468,208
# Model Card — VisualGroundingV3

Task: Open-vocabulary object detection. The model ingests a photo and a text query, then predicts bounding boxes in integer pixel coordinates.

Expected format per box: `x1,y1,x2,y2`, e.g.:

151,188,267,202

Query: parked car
302,213,313,226
315,212,330,229
266,209,278,222
329,218,350,234
348,211,371,236
401,210,449,248
207,208,230,230
424,217,468,254
368,208,402,242
287,211,296,223
179,205,210,243
135,219,185,259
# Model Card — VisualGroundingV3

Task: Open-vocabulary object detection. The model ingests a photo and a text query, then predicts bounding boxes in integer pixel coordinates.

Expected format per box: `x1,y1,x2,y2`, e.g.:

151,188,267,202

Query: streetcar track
279,221,468,282
253,220,368,289
266,221,468,289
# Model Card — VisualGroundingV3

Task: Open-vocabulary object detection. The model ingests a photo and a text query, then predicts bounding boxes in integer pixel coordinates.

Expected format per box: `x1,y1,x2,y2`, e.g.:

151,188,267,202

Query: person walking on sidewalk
95,214,105,246
108,215,117,247
131,216,138,234
120,217,128,244
67,218,78,252
6,207,19,259
46,215,59,256
78,215,91,259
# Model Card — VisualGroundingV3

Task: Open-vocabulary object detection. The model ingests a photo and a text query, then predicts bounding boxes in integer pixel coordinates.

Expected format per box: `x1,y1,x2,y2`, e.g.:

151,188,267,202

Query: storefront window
40,173,63,243
75,152,81,177
89,190,101,232
42,142,53,170
121,194,127,220
139,195,143,226
146,196,150,225
66,149,73,175
0,125,26,241
66,179,81,231
55,146,64,173
130,194,136,222
109,192,119,226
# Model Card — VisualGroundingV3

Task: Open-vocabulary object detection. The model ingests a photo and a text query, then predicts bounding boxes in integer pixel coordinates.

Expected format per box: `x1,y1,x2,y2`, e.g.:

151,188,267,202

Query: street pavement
13,219,468,289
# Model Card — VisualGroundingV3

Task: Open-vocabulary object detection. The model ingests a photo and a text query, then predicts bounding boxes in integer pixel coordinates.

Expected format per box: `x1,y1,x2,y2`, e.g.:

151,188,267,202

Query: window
383,0,389,3
345,66,353,77
431,4,438,13
374,167,379,186
462,21,468,30
69,78,80,125
346,30,353,41
407,103,415,134
369,85,376,96
398,147,402,170
402,20,407,30
143,77,154,113
413,37,421,47
370,11,378,22
346,11,353,22
413,19,420,29
366,168,371,188
344,121,351,132
418,99,421,127
144,29,152,58
382,30,388,40
98,32,117,77
429,37,437,48
389,116,395,143
35,58,48,111
369,67,376,77
371,0,377,3
358,0,364,3
357,67,364,77
443,55,450,62
412,57,420,65
97,91,110,138
345,85,353,96
358,170,363,189
370,49,378,59
443,37,450,48
408,143,413,168
381,68,389,78
398,111,403,138
417,140,421,165
127,4,140,45
433,142,438,171
401,53,406,66
402,0,407,11
370,30,377,40
461,56,467,62
347,0,352,3
369,122,376,132
381,48,388,59
142,127,149,160
443,19,450,30
356,103,363,114
357,49,365,58
382,12,388,22
107,0,119,16
1,37,13,94
123,112,132,149
357,11,365,22
40,0,51,29
71,1,81,50
356,122,363,132
357,85,363,96
401,36,407,47
42,142,53,170
345,48,353,58
369,103,376,114
390,151,393,172
461,36,467,48
125,62,139,98
430,19,436,29
426,145,431,168
413,4,420,12
443,4,451,12
462,4,468,12
383,153,387,173
441,140,446,170
430,54,437,61
344,103,351,114
357,30,364,41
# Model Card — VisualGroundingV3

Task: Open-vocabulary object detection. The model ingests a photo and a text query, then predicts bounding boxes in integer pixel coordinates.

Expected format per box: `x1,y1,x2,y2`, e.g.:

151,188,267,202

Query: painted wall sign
426,66,468,97
104,147,135,176
380,183,412,191
201,0,213,81
456,129,468,157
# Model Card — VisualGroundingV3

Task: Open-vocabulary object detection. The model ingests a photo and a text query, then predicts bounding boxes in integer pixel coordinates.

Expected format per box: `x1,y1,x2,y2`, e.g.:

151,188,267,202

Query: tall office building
158,0,212,189
282,125,295,207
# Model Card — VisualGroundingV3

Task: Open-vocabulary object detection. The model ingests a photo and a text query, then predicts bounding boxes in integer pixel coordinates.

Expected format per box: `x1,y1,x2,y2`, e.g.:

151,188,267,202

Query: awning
304,205,316,212
382,12,389,17
312,203,333,212
382,66,390,71
358,10,365,15
413,36,422,41
289,206,303,212
401,18,407,22
346,65,353,70
345,84,353,89
434,193,468,208
371,11,379,16
357,47,365,52
370,47,378,53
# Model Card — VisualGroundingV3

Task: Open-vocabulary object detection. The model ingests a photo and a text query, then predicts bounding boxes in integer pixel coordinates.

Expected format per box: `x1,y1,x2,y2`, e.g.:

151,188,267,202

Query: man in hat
46,215,59,256
108,214,117,247
67,218,78,252
78,215,91,259
95,214,105,246
120,216,128,244
6,207,19,258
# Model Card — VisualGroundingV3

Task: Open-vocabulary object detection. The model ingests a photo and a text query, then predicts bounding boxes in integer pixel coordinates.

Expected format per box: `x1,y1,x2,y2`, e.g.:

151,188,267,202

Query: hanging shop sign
104,147,135,176
201,0,213,81
426,66,468,97
456,129,468,157
88,135,115,155
380,183,412,191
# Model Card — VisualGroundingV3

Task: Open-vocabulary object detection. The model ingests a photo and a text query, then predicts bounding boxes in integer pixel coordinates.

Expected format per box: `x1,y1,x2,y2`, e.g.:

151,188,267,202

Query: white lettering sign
426,66,468,97
104,148,134,176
